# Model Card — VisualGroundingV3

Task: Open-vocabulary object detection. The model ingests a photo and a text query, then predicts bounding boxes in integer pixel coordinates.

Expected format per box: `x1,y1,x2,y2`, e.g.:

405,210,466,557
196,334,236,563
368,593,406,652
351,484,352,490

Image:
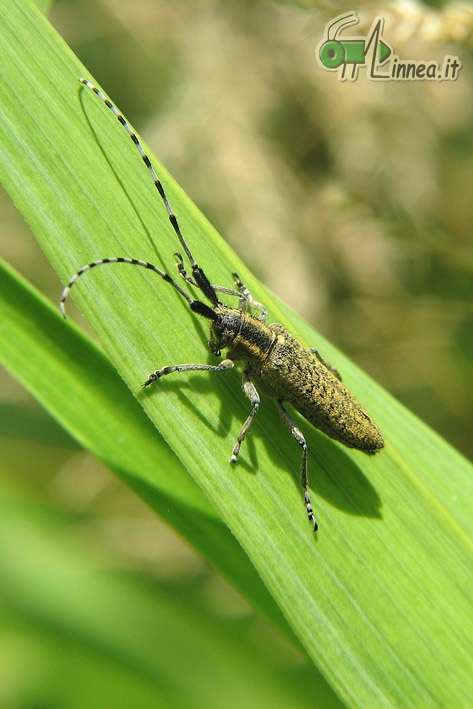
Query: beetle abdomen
252,324,384,454
293,380,384,454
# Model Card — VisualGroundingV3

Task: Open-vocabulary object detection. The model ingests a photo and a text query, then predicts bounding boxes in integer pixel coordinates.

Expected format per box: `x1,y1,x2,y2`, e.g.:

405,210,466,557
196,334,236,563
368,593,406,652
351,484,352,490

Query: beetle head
208,307,243,356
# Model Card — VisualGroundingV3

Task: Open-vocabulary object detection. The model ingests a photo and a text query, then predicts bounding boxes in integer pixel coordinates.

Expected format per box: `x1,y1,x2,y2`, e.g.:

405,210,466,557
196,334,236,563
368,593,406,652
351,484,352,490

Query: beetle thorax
209,307,276,361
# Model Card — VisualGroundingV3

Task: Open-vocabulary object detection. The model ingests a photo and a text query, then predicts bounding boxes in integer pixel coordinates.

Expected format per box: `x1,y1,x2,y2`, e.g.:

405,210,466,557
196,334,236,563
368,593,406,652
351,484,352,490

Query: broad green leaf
1,1,472,707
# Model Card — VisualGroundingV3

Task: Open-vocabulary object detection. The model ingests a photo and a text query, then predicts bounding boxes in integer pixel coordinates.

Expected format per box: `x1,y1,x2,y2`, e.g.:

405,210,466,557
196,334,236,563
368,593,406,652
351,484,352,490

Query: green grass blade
1,1,473,706
0,255,296,646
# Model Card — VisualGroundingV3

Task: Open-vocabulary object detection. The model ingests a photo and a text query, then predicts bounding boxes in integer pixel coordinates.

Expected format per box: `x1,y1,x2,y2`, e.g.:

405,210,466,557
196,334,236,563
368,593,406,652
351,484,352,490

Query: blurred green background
1,1,472,706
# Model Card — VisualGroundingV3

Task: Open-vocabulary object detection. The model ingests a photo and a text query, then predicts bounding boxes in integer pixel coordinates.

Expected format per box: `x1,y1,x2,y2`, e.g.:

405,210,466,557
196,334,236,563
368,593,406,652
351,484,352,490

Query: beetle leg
144,358,234,387
277,400,318,531
232,272,267,322
310,348,342,382
230,371,260,463
174,253,245,300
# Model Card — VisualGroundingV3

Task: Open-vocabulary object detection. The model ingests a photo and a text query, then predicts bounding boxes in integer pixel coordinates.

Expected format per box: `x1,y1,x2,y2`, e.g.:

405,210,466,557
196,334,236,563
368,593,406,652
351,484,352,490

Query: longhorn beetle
60,78,384,531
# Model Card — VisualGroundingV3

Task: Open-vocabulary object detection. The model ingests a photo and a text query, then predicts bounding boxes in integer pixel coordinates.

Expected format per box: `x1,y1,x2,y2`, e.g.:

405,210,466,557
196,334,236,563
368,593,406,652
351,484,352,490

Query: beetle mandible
60,78,384,531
